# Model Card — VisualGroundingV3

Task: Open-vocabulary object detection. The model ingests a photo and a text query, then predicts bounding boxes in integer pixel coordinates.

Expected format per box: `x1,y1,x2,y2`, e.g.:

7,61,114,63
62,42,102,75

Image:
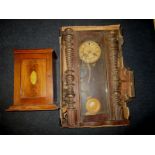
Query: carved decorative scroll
62,28,77,127
108,30,121,120
108,30,135,120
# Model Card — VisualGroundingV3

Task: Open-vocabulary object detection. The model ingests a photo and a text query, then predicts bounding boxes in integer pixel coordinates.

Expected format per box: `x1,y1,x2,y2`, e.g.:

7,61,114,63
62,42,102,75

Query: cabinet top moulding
14,48,53,54
60,24,120,32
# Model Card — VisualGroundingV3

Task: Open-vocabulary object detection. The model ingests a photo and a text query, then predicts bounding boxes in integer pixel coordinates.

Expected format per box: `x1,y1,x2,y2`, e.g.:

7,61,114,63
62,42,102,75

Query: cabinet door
14,52,53,105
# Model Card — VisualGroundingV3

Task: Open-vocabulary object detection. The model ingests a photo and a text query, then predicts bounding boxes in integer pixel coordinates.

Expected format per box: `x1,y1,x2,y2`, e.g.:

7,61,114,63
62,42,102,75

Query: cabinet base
6,104,58,111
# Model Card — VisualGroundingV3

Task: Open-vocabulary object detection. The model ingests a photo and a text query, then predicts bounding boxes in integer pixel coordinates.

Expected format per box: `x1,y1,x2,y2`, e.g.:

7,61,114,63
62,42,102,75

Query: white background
0,0,154,155
0,0,154,19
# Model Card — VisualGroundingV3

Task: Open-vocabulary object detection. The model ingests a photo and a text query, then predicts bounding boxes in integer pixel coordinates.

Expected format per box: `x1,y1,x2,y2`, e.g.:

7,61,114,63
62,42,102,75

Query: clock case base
6,104,58,111
62,120,129,128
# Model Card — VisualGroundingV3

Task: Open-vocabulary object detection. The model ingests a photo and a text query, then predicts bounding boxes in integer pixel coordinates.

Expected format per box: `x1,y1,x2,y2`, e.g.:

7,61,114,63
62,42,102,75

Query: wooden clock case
60,25,135,128
7,48,58,111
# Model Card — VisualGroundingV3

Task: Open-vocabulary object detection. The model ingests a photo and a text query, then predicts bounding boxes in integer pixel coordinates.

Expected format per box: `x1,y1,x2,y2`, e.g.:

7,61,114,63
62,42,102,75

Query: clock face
79,40,101,64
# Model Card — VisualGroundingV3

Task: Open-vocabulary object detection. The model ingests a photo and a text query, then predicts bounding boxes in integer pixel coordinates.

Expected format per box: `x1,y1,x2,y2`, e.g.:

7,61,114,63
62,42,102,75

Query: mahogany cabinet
60,25,135,128
7,48,58,111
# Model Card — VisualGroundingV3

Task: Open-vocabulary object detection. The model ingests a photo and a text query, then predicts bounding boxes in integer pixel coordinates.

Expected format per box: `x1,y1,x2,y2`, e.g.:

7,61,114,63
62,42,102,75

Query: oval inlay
30,71,37,85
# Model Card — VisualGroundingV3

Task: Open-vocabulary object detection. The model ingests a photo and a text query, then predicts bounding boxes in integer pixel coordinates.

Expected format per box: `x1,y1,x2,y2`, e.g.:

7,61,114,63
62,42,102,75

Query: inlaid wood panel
21,59,47,98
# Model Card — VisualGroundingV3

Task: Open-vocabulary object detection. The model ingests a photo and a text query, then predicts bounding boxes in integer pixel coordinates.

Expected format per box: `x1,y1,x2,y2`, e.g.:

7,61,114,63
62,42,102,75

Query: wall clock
60,25,135,128
7,48,58,111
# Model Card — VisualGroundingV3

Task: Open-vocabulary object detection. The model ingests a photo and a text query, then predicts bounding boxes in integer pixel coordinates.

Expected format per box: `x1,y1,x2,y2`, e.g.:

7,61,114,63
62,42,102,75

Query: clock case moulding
60,25,135,128
6,48,58,111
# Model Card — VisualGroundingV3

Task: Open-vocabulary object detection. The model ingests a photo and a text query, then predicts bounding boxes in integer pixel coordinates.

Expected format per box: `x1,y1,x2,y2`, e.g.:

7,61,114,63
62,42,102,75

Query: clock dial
79,40,101,64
